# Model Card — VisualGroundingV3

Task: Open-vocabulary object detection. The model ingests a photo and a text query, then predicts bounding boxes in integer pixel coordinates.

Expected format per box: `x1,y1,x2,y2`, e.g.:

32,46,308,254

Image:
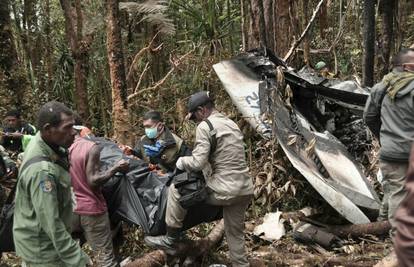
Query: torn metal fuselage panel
212,59,272,138
213,51,379,224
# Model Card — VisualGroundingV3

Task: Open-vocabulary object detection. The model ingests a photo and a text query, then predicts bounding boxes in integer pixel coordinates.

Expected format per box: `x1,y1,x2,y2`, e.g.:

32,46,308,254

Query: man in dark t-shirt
1,110,36,152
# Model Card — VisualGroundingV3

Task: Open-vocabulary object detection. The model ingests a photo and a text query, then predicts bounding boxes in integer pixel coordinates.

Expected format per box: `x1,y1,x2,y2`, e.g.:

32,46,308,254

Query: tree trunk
73,50,90,122
227,0,234,52
106,0,133,145
394,0,404,53
302,0,310,66
319,0,328,39
24,0,41,71
283,0,326,62
379,0,395,76
362,0,376,87
247,0,294,56
24,0,49,95
0,0,18,73
263,0,274,52
248,0,267,49
125,220,225,267
60,0,91,124
21,0,37,92
0,0,28,112
274,0,292,56
44,0,54,95
240,0,247,51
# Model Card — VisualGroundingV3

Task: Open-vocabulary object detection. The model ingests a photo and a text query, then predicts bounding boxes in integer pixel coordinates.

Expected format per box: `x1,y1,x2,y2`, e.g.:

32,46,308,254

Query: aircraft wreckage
213,49,379,224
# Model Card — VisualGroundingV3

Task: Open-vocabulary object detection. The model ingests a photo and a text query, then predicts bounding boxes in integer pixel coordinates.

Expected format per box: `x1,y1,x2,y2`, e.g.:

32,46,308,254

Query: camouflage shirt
13,133,89,266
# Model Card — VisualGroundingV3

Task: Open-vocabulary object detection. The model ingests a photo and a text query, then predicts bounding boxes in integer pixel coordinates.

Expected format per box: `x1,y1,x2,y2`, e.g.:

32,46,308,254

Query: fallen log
325,259,377,267
327,221,391,238
124,250,166,267
125,220,225,267
288,256,378,267
253,249,380,267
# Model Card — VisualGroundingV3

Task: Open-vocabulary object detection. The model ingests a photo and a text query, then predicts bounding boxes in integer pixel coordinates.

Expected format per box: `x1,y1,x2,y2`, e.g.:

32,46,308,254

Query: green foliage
2,0,413,136
53,48,74,104
169,0,240,53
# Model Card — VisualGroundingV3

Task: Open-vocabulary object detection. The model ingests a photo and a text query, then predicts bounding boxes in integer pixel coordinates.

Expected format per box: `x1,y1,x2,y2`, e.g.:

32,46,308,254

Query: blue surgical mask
145,127,158,139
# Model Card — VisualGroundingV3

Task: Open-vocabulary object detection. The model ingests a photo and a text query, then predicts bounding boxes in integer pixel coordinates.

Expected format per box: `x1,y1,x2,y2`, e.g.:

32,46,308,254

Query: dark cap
187,91,213,120
143,110,162,122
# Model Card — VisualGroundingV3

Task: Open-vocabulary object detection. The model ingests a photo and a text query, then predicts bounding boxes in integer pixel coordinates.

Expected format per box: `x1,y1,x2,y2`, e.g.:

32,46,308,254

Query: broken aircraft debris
213,49,379,224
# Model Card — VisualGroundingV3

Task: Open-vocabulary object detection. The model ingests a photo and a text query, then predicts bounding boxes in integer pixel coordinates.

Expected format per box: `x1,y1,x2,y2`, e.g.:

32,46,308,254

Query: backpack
175,119,217,208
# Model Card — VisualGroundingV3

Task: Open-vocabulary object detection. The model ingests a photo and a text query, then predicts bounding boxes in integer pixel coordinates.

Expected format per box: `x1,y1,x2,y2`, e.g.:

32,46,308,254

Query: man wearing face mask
145,92,254,267
364,48,414,232
131,111,190,173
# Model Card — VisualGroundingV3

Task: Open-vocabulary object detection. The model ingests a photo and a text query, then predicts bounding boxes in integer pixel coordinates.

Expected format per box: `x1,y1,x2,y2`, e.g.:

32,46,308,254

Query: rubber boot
144,227,182,253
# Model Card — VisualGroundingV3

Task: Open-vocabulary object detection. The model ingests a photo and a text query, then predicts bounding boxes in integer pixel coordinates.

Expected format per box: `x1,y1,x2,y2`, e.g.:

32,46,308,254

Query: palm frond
119,0,175,35
119,1,168,14
140,13,176,35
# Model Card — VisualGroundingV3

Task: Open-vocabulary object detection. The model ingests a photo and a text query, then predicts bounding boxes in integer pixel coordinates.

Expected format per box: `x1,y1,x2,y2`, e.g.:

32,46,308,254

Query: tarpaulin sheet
97,138,223,236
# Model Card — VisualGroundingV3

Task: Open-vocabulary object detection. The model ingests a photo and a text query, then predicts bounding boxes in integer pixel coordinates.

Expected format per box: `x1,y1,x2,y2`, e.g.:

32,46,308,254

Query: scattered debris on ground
1,50,393,267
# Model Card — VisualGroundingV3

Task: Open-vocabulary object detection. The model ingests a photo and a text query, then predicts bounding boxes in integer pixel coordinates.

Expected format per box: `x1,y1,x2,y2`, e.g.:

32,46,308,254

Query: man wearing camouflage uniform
13,101,90,267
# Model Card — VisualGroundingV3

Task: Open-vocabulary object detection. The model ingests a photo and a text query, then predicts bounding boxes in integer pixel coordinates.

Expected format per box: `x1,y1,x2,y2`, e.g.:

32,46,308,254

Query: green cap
315,61,327,70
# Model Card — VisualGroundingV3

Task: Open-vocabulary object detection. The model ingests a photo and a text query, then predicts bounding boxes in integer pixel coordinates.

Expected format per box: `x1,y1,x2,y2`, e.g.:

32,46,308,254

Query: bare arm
86,145,129,190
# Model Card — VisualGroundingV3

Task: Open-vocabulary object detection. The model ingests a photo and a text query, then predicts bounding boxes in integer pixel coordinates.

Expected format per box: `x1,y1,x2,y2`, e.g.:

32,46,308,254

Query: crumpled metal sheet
212,59,272,138
213,51,379,224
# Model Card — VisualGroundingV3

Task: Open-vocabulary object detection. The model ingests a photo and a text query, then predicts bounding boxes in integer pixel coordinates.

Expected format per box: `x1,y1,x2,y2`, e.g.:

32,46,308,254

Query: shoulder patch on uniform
40,178,54,193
